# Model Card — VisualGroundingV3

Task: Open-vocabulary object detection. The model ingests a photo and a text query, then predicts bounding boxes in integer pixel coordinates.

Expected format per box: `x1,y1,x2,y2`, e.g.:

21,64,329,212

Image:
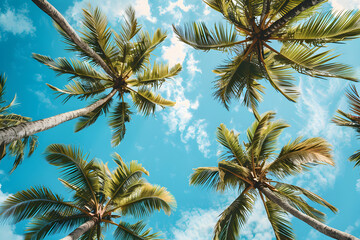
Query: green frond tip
109,102,132,147
114,220,162,240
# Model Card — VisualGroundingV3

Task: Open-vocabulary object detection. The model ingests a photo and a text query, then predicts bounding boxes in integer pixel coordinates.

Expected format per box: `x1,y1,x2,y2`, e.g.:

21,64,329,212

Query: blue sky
1,0,360,239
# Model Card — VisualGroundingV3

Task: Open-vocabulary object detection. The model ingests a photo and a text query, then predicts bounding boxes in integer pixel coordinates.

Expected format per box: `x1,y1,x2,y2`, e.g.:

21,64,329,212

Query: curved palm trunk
31,0,115,79
60,219,96,240
263,0,325,38
259,186,359,240
0,90,116,145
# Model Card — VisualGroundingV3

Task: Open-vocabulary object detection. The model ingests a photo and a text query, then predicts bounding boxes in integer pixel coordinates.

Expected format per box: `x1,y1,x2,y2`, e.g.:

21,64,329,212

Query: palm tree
0,74,38,172
333,85,360,167
191,112,359,240
173,0,360,118
0,0,181,146
0,144,176,240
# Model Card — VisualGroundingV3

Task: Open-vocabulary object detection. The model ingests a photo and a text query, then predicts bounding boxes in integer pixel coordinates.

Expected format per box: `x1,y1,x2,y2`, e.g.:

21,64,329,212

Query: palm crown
174,0,360,117
0,144,176,240
35,6,181,146
191,112,337,239
0,74,38,172
333,85,360,166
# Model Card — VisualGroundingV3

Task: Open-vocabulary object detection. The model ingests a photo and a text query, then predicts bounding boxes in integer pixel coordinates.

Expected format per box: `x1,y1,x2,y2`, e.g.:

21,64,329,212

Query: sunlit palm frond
274,43,356,81
45,144,100,203
109,102,132,146
128,29,167,73
274,183,326,222
218,160,251,181
272,182,337,213
0,114,31,128
130,88,175,116
190,167,224,190
75,94,113,132
173,22,238,51
81,7,118,67
113,220,162,240
118,184,176,218
114,7,141,47
214,189,255,240
263,198,295,240
32,54,110,82
24,211,89,240
265,137,333,178
7,135,38,173
128,63,181,89
0,186,77,223
246,111,276,149
216,123,249,165
107,156,149,204
282,11,360,45
46,80,110,102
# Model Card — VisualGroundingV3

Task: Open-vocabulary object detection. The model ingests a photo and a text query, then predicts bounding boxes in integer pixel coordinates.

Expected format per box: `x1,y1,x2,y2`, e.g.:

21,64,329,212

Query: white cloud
32,90,56,109
346,219,360,233
159,0,194,21
294,78,353,191
0,184,22,240
66,0,156,26
183,119,211,157
186,53,201,77
0,8,35,36
356,179,360,191
204,5,211,16
35,74,43,82
171,200,274,240
162,34,188,67
329,0,360,11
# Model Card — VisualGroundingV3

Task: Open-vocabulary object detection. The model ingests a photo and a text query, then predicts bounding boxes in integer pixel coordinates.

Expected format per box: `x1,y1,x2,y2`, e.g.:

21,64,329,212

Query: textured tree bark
0,90,116,145
60,219,96,240
259,185,360,240
31,0,116,79
263,0,325,38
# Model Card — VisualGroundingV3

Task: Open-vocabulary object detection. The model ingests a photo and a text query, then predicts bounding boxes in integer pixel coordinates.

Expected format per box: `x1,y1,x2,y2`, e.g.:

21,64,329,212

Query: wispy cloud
329,0,360,11
66,0,156,26
356,179,360,191
159,0,194,22
162,34,188,67
30,89,56,109
0,8,35,37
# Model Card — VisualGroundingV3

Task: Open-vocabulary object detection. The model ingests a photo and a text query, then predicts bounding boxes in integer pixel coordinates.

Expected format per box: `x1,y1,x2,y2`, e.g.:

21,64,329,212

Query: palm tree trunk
60,219,96,240
31,0,115,79
0,90,116,145
263,0,325,38
259,185,359,240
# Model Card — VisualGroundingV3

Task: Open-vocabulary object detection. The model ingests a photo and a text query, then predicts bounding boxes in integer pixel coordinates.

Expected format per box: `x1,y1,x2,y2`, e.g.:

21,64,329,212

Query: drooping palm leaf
109,102,132,147
113,220,162,240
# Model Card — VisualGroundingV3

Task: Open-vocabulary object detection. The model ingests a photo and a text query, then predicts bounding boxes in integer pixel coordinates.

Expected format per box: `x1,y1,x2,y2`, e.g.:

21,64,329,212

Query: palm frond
24,211,89,240
45,144,100,203
214,189,255,240
213,55,264,110
218,160,250,181
274,43,356,81
118,184,176,218
32,54,110,82
173,22,239,51
128,63,182,89
109,102,132,146
130,88,175,116
0,186,77,223
115,7,141,48
265,137,333,178
113,220,162,240
75,94,113,132
216,123,250,166
282,11,360,45
263,198,295,240
190,167,224,190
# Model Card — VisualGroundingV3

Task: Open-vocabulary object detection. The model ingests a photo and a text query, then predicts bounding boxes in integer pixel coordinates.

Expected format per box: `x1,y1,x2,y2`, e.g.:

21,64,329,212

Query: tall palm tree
173,0,360,118
191,112,359,240
0,74,38,172
332,85,360,167
0,0,181,146
0,144,176,240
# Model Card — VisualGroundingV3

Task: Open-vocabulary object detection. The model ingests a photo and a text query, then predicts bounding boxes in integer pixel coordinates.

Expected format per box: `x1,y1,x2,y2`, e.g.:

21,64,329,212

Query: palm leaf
109,102,132,146
265,137,333,178
214,189,255,240
130,88,175,116
75,94,114,132
113,220,162,240
173,22,239,51
0,186,77,223
114,7,141,48
118,184,176,217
